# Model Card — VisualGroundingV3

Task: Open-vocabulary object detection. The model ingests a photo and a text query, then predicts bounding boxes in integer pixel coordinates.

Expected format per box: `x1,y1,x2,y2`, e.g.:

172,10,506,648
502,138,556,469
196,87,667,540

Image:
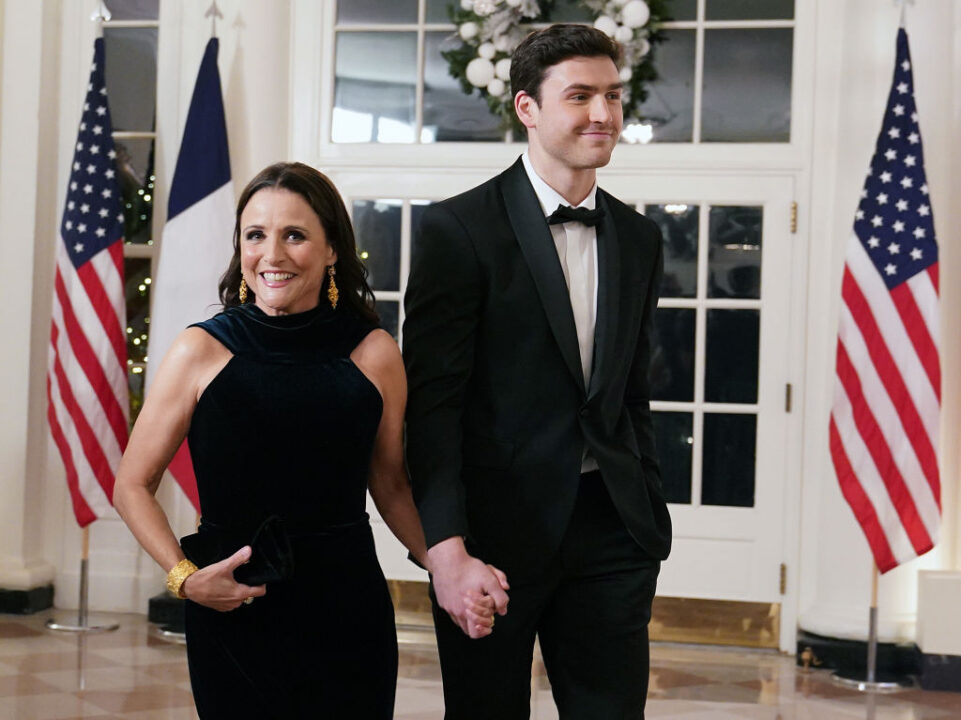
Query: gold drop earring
239,276,248,303
327,265,338,309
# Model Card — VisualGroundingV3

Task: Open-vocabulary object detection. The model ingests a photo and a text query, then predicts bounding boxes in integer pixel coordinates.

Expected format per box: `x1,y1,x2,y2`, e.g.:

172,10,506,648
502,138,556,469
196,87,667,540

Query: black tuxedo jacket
403,158,672,577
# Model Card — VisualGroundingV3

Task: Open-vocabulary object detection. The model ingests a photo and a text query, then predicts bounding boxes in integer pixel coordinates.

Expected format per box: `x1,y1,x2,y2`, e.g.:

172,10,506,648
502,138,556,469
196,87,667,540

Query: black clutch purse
180,515,295,586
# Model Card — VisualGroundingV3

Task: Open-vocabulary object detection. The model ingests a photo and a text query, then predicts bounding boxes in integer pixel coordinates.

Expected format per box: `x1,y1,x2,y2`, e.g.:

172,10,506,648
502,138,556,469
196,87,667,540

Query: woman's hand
181,546,267,612
463,589,497,639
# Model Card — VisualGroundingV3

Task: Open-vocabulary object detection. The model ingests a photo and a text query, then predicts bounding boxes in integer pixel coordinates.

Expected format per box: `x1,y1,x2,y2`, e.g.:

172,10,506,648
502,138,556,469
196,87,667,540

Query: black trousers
432,472,660,720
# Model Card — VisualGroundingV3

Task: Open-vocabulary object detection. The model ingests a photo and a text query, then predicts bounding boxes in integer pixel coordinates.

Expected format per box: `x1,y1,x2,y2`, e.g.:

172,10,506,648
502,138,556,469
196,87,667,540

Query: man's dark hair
509,24,622,105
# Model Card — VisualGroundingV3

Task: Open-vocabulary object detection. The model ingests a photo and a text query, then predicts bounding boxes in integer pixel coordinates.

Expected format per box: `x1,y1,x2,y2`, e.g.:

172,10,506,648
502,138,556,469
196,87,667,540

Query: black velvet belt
180,514,370,586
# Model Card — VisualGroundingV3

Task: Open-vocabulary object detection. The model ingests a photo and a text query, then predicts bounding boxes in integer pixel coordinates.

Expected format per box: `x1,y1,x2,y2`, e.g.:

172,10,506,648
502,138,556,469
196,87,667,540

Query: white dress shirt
521,152,600,474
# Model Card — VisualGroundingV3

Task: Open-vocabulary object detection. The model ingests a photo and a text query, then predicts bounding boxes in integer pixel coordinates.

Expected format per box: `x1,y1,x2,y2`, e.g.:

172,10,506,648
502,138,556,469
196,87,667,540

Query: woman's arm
113,328,265,611
355,329,501,638
353,330,429,568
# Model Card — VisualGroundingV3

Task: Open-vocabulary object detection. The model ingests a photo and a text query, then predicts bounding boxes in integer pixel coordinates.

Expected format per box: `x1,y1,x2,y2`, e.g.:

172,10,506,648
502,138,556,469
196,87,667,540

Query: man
403,24,672,719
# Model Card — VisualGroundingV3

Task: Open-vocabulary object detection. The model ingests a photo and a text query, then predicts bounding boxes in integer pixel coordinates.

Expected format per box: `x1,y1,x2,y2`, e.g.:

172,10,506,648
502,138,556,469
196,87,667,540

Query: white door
599,174,797,617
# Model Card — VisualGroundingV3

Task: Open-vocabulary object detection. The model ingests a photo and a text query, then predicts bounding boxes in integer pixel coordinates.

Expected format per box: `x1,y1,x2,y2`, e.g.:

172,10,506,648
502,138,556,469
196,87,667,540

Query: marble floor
1,612,959,719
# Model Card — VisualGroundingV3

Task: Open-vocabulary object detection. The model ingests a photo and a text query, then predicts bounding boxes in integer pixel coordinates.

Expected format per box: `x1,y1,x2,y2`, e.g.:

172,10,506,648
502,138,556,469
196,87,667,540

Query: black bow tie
547,204,605,227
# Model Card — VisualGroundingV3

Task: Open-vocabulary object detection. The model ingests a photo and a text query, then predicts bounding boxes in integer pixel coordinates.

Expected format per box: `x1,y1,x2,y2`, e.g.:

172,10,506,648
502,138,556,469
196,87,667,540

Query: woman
114,163,495,718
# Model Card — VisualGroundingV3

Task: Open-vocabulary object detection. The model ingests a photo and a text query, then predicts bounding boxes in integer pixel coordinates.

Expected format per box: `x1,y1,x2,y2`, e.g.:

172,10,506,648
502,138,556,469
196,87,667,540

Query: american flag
829,28,940,574
47,39,129,527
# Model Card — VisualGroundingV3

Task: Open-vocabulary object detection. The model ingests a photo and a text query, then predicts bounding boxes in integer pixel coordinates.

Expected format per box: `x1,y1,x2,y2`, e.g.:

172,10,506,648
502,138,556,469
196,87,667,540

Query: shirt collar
521,151,597,218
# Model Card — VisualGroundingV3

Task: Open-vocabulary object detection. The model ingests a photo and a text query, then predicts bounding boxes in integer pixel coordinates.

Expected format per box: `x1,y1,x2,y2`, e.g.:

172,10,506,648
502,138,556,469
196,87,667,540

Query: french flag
147,38,233,511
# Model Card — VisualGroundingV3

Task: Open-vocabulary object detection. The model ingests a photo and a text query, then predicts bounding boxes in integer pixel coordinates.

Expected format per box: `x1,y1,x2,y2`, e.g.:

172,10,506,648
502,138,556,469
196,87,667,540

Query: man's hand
180,546,267,612
428,537,509,639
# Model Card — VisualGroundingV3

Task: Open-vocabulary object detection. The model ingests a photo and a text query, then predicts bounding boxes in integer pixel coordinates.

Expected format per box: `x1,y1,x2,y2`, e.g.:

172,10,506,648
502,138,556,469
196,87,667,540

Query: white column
0,0,58,594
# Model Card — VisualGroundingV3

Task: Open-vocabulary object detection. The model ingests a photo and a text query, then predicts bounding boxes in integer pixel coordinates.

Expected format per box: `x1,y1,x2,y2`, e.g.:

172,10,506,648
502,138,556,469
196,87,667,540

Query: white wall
2,0,959,647
797,0,961,643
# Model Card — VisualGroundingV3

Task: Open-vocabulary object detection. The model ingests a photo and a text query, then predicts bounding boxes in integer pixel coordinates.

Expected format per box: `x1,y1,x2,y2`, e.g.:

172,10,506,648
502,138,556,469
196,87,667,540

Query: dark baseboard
0,585,55,614
918,652,961,692
796,629,920,677
147,592,185,632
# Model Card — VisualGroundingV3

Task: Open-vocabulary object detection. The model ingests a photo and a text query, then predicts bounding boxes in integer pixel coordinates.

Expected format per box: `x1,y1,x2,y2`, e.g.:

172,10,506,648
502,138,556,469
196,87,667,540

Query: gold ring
243,597,254,605
490,615,495,628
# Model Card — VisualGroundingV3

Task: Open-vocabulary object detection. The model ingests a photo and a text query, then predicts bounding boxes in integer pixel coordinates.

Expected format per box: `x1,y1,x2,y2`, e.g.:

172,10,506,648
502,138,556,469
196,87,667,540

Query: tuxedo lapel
501,160,585,394
588,191,620,400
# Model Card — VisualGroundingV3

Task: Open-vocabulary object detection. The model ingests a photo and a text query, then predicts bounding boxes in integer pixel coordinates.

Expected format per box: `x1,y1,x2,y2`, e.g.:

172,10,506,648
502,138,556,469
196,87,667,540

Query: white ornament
466,57,496,87
621,0,650,29
506,0,523,6
474,0,497,16
619,66,633,82
494,33,514,52
593,15,618,38
487,78,506,96
637,38,651,57
495,57,512,81
615,25,633,43
478,42,496,60
612,0,628,6
460,0,473,10
459,22,479,41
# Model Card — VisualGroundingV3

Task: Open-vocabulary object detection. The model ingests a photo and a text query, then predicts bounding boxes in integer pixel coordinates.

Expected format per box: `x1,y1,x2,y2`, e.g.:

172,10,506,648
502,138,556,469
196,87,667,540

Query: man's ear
514,91,538,130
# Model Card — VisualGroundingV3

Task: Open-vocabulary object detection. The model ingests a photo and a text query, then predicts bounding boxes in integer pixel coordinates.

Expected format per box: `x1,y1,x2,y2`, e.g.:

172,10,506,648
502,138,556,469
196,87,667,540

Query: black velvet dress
183,303,396,719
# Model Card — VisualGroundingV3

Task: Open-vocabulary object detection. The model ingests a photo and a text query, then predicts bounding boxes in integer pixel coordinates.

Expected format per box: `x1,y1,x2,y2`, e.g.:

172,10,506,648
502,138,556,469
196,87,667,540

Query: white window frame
290,0,814,173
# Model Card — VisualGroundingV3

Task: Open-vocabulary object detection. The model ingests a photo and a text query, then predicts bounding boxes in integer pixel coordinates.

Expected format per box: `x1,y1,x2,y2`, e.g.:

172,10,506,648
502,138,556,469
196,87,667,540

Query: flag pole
205,1,223,38
831,563,902,692
867,562,879,683
46,526,119,633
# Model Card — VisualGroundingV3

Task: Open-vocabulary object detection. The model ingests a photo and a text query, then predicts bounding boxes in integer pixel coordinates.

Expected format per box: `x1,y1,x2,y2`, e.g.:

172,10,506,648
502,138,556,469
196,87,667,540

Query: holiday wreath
443,0,669,135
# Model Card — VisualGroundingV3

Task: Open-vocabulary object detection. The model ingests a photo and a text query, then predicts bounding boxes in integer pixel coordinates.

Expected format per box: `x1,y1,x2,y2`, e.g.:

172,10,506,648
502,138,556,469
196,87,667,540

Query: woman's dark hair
219,162,378,324
509,24,623,105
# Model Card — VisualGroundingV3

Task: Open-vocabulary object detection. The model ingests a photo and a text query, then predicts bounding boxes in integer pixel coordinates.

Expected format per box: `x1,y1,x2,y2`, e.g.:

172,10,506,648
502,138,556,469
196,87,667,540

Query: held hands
427,537,509,639
180,546,267,612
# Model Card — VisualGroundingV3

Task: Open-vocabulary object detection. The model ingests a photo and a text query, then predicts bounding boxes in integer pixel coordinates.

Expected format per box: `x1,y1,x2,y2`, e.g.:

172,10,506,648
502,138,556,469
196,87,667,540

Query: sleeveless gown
183,303,397,719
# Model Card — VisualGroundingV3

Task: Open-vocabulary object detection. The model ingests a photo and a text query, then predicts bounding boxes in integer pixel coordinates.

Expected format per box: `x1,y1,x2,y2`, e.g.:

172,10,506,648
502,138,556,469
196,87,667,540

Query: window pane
378,300,399,340
128,366,145,424
116,138,156,245
653,412,693,504
651,308,695,402
547,0,593,22
636,29,695,142
667,0,697,20
334,32,417,143
104,0,158,20
337,0,417,24
706,0,794,20
702,413,756,507
705,310,759,404
125,257,151,365
353,200,401,291
646,203,698,298
426,0,455,23
708,206,761,299
424,32,503,142
702,29,792,142
103,28,157,132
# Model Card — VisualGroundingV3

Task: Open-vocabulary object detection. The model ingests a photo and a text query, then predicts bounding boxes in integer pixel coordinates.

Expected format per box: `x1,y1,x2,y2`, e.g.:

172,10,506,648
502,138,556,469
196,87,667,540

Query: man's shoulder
430,167,512,217
599,189,648,225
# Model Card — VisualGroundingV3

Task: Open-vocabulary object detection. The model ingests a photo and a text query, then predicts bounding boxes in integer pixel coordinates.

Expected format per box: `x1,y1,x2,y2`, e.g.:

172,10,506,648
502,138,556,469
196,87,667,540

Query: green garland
442,0,670,136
